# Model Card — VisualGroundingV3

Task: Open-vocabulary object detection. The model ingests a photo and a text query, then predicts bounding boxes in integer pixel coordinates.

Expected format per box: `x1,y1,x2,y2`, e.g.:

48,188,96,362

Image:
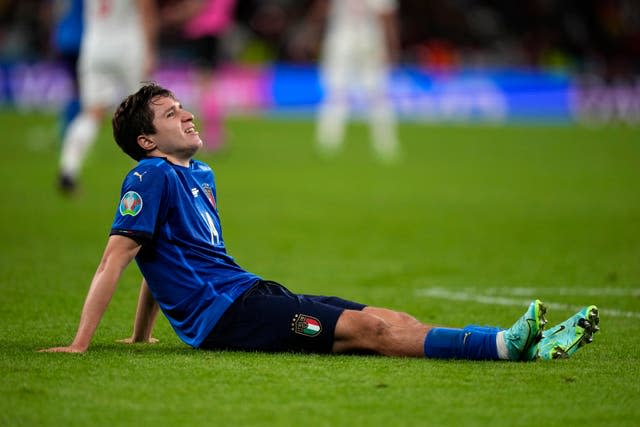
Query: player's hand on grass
38,345,87,353
117,337,159,344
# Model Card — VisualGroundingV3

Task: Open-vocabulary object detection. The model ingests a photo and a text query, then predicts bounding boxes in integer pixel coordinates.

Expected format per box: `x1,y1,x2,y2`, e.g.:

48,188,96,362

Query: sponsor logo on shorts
291,314,322,337
119,191,143,217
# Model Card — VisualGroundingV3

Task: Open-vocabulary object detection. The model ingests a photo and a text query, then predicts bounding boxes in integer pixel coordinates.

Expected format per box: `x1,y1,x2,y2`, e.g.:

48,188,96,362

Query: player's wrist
69,340,90,352
130,334,148,342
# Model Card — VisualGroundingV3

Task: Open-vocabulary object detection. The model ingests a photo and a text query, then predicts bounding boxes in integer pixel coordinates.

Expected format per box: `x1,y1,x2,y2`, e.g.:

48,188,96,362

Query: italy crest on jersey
119,191,143,217
291,314,322,337
201,183,216,208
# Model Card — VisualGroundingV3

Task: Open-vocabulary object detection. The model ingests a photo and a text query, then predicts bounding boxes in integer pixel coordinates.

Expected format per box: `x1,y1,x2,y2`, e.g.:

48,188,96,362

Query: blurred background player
58,0,158,193
51,0,83,137
159,0,237,152
307,0,401,162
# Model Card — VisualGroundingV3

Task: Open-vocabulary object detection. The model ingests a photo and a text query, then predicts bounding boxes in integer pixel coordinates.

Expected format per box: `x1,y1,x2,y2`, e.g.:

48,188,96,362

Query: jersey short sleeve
110,159,168,244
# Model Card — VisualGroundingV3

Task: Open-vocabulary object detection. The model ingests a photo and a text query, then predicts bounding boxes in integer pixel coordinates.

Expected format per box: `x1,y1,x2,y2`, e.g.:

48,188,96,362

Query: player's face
147,96,202,163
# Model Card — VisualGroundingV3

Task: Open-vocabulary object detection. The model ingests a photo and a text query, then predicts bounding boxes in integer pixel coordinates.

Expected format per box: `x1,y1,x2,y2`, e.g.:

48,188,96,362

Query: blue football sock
424,327,499,360
463,324,503,334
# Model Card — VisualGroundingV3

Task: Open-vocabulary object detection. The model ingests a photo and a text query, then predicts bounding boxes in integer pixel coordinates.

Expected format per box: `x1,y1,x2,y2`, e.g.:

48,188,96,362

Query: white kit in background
317,0,400,161
59,0,156,193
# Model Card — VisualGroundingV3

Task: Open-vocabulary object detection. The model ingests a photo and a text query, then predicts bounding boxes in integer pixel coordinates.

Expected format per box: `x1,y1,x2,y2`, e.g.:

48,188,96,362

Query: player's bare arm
39,235,141,353
118,278,160,344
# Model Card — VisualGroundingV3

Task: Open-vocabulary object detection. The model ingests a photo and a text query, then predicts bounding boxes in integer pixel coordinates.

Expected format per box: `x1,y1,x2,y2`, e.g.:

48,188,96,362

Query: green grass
1,110,639,426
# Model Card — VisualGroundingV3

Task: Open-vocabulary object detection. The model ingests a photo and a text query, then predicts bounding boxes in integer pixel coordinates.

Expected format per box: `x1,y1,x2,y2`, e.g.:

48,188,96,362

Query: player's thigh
201,283,360,354
79,52,127,109
119,52,146,94
358,62,388,96
320,43,353,92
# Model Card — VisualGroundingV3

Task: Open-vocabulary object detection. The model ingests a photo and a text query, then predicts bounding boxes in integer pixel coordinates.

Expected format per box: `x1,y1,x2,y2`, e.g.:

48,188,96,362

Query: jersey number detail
203,212,220,246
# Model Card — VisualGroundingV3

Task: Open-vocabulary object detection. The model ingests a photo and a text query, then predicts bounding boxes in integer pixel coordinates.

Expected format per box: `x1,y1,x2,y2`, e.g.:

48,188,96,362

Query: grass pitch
1,110,639,426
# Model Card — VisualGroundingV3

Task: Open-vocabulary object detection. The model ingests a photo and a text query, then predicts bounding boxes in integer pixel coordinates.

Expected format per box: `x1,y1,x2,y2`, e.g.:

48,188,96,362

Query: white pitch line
482,287,640,297
415,287,640,319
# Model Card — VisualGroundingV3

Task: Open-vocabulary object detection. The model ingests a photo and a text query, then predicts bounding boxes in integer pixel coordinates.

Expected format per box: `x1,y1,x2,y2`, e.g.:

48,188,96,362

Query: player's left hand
38,345,86,353
117,337,159,344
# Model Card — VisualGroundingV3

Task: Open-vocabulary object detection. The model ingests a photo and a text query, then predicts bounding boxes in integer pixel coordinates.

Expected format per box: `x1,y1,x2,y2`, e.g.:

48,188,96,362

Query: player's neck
148,153,191,168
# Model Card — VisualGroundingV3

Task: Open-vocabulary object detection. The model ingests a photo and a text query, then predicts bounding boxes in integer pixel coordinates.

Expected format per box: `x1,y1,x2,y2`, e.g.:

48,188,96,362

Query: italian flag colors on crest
291,314,322,337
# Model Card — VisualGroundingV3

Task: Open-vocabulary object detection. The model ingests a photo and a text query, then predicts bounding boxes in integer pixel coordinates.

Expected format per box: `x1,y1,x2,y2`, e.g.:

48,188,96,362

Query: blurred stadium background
1,0,639,125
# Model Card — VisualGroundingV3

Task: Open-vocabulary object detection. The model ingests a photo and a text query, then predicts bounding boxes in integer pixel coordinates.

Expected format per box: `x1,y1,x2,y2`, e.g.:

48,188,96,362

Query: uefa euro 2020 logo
119,191,143,217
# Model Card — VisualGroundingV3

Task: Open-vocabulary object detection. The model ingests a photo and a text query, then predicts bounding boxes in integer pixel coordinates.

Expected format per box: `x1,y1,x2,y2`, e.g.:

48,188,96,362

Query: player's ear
137,135,156,151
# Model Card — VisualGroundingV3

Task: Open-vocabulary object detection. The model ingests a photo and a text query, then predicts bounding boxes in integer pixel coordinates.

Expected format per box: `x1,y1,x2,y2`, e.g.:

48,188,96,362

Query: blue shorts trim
199,280,366,353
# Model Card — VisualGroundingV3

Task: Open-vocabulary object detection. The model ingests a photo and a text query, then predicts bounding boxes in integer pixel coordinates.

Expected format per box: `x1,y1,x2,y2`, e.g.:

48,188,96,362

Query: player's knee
361,314,390,340
362,306,420,327
395,311,420,326
335,310,392,352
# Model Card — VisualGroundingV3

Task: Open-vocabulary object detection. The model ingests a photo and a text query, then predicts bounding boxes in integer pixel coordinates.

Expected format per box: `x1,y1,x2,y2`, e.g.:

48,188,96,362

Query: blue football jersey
54,0,83,54
111,157,260,347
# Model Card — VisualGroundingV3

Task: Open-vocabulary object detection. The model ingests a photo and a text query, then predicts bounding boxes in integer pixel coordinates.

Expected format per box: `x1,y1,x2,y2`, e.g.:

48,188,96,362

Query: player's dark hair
112,83,175,161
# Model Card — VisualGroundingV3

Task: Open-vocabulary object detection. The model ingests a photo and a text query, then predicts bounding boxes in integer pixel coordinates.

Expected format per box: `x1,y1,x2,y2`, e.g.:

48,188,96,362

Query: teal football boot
534,305,600,360
504,300,548,361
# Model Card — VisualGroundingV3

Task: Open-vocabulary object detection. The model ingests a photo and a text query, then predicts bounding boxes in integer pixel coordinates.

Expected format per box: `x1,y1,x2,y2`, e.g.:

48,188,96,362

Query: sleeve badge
119,191,143,217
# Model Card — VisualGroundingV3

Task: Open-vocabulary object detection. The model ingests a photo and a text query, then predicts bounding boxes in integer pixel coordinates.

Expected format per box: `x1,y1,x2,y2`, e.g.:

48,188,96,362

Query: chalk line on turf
415,287,640,319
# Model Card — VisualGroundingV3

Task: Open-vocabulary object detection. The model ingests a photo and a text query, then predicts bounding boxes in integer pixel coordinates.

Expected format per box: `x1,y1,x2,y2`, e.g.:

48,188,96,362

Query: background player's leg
59,107,103,192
